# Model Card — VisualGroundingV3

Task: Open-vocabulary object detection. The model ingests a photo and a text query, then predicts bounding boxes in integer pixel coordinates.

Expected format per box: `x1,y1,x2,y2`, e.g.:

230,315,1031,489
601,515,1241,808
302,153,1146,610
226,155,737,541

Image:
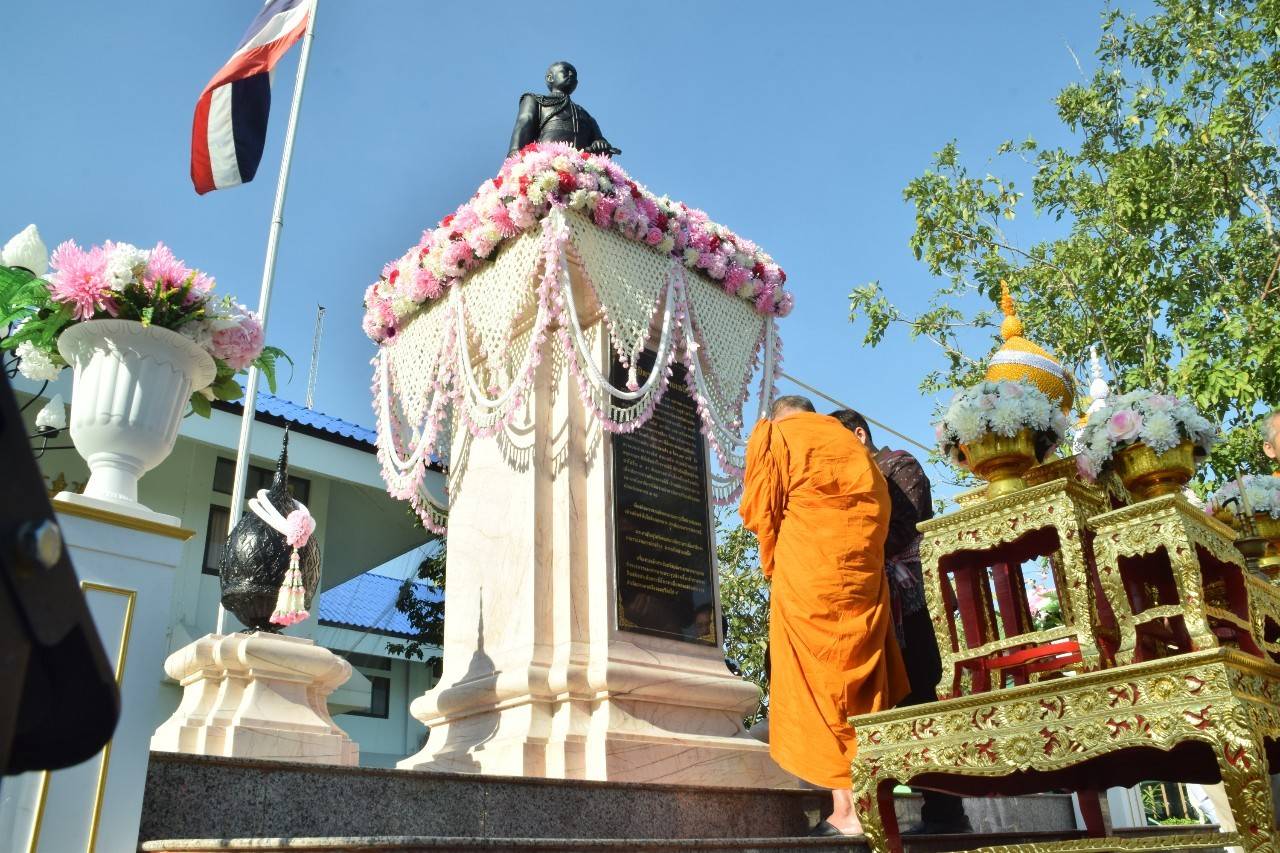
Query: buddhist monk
1264,410,1280,474
740,395,909,837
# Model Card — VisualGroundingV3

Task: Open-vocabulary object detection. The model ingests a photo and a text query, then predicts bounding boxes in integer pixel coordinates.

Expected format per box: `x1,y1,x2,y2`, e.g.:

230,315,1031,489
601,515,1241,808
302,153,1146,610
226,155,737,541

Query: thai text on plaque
610,350,716,646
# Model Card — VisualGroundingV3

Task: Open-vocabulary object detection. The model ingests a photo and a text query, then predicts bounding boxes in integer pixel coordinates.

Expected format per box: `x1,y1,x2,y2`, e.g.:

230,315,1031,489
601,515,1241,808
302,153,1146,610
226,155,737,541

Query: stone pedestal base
399,634,793,787
151,632,358,765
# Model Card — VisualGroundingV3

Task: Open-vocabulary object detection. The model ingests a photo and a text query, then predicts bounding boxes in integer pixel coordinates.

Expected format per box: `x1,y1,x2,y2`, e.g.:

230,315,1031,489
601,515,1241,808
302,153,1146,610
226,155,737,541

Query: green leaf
211,377,244,401
188,392,212,418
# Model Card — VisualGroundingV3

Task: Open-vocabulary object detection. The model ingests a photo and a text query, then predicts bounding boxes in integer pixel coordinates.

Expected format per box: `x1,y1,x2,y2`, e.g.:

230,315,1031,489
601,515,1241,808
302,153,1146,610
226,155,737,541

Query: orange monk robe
740,412,909,789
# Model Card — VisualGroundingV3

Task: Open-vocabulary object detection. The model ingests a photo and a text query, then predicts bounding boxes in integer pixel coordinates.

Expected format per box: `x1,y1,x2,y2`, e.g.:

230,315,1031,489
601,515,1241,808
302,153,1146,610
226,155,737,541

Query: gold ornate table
919,477,1115,697
849,647,1280,852
1091,495,1262,667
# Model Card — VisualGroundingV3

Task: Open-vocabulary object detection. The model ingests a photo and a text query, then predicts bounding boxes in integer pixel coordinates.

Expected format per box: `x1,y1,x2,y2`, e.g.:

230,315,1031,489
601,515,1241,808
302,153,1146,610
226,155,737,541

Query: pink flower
49,240,113,320
644,227,663,246
185,271,216,305
754,287,775,313
593,198,617,228
1076,452,1098,481
454,207,481,232
285,509,315,548
1146,394,1176,412
443,240,473,272
211,305,265,370
508,197,536,229
144,242,190,292
1106,409,1143,443
1027,583,1051,615
725,266,750,289
466,229,498,258
489,204,518,238
775,291,794,317
997,381,1024,398
411,269,442,301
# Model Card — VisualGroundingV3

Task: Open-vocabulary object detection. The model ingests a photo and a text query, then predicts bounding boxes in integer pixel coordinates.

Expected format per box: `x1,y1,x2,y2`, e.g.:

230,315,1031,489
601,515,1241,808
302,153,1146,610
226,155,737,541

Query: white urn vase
56,319,216,522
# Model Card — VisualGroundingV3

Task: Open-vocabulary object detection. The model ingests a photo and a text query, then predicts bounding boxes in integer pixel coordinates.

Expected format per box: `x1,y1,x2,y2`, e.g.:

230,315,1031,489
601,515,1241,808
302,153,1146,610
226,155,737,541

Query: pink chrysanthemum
49,240,113,320
144,242,190,292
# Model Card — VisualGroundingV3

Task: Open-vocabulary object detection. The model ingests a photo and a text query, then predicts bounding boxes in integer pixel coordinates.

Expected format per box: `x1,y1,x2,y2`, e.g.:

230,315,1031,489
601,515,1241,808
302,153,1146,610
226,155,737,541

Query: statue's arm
508,95,540,155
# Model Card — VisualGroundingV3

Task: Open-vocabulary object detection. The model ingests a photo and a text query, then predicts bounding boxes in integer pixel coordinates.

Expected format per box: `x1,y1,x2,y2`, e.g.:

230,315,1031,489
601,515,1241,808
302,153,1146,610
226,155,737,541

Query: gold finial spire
986,280,1074,414
999,280,1024,340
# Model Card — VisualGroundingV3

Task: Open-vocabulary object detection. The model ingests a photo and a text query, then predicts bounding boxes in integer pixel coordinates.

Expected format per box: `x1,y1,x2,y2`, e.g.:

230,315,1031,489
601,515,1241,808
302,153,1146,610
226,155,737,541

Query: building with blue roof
16,373,446,769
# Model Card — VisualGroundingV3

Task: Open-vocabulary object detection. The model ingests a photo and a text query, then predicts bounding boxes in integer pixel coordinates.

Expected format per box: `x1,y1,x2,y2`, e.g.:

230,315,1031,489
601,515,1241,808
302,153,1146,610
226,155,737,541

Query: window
213,457,310,505
205,458,312,576
349,675,390,719
345,652,391,671
203,505,231,575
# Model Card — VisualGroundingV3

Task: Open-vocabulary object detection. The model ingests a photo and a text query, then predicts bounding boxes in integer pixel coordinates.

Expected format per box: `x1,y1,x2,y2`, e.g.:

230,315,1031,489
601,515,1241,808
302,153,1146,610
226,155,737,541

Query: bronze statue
508,61,620,157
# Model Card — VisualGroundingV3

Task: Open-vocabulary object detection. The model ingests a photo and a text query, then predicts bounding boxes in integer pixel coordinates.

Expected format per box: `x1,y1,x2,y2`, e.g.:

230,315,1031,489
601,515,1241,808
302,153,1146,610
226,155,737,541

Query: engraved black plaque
611,350,717,645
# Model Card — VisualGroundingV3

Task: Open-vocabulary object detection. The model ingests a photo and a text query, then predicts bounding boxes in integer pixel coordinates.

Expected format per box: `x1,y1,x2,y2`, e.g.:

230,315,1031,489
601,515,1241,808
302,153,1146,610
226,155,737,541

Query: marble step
140,753,1076,844
140,828,1228,853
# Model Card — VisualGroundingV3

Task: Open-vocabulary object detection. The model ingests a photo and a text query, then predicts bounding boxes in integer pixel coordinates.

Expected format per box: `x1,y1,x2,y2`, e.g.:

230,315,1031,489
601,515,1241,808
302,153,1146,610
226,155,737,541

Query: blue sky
4,1,1138,506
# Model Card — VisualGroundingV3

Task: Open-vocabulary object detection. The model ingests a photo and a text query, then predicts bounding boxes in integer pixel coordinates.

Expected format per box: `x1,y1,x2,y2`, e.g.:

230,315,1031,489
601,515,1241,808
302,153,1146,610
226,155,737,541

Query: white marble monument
387,209,792,787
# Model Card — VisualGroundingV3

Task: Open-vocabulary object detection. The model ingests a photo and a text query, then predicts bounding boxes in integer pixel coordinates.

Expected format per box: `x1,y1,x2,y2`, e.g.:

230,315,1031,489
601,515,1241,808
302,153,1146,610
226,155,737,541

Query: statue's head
545,61,578,95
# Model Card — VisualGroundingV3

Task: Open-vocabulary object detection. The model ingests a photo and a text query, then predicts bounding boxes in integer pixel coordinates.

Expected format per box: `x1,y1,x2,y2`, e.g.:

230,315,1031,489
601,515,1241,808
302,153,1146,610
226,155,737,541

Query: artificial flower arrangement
934,379,1070,465
1074,389,1217,481
362,142,792,344
1206,475,1280,521
0,236,287,416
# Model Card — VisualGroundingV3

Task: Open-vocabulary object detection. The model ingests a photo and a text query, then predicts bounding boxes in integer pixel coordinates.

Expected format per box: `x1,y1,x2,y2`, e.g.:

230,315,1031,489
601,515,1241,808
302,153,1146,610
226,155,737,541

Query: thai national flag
191,0,313,195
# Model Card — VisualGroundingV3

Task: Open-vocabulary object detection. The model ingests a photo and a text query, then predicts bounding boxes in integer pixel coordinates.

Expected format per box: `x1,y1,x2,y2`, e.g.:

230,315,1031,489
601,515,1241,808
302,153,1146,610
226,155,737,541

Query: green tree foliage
850,0,1280,481
716,511,769,725
386,534,445,669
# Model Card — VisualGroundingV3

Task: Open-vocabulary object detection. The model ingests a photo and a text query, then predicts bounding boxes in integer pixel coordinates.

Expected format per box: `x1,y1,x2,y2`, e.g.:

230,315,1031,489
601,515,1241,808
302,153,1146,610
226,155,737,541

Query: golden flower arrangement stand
1090,494,1264,667
918,474,1115,698
849,647,1280,853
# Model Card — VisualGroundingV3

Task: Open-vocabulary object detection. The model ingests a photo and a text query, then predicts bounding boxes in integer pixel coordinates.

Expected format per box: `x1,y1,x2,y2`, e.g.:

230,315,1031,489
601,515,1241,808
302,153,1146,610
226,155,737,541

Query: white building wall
19,380,441,769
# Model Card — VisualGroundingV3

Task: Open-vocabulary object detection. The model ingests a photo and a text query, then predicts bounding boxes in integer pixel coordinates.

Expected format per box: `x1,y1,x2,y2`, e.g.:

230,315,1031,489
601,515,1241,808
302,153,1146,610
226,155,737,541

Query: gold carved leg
1215,711,1278,852
1093,542,1138,666
1058,540,1102,671
1169,547,1219,653
851,759,895,853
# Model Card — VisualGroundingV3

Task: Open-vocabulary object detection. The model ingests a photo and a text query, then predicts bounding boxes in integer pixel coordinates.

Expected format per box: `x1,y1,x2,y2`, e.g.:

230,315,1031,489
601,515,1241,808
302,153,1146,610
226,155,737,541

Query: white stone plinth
398,286,792,788
152,632,358,766
0,500,185,853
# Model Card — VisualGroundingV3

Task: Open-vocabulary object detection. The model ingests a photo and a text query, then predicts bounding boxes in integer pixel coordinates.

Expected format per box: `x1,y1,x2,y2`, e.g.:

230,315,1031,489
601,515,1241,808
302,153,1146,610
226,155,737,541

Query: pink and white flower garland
372,210,780,532
362,143,792,345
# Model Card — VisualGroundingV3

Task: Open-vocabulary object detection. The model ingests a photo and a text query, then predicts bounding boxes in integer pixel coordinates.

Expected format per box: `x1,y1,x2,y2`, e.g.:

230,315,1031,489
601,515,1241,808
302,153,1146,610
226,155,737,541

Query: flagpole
218,0,320,635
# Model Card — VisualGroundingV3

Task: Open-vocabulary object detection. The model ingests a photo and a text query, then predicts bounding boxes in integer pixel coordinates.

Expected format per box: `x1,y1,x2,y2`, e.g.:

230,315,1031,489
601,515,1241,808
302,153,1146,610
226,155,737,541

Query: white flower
15,341,63,381
946,405,985,444
1,224,49,276
104,242,147,289
989,399,1025,436
1139,411,1179,453
179,319,215,351
35,394,66,431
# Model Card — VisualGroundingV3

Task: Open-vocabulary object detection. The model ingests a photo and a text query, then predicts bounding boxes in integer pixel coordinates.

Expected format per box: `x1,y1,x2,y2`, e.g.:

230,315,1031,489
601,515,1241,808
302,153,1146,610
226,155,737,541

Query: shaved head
1264,410,1280,464
771,395,815,419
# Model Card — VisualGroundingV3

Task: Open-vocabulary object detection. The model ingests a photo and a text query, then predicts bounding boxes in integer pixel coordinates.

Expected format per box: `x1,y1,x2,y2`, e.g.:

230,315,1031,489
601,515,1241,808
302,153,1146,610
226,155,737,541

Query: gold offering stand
1090,494,1263,667
918,463,1115,699
853,460,1280,853
850,647,1280,852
